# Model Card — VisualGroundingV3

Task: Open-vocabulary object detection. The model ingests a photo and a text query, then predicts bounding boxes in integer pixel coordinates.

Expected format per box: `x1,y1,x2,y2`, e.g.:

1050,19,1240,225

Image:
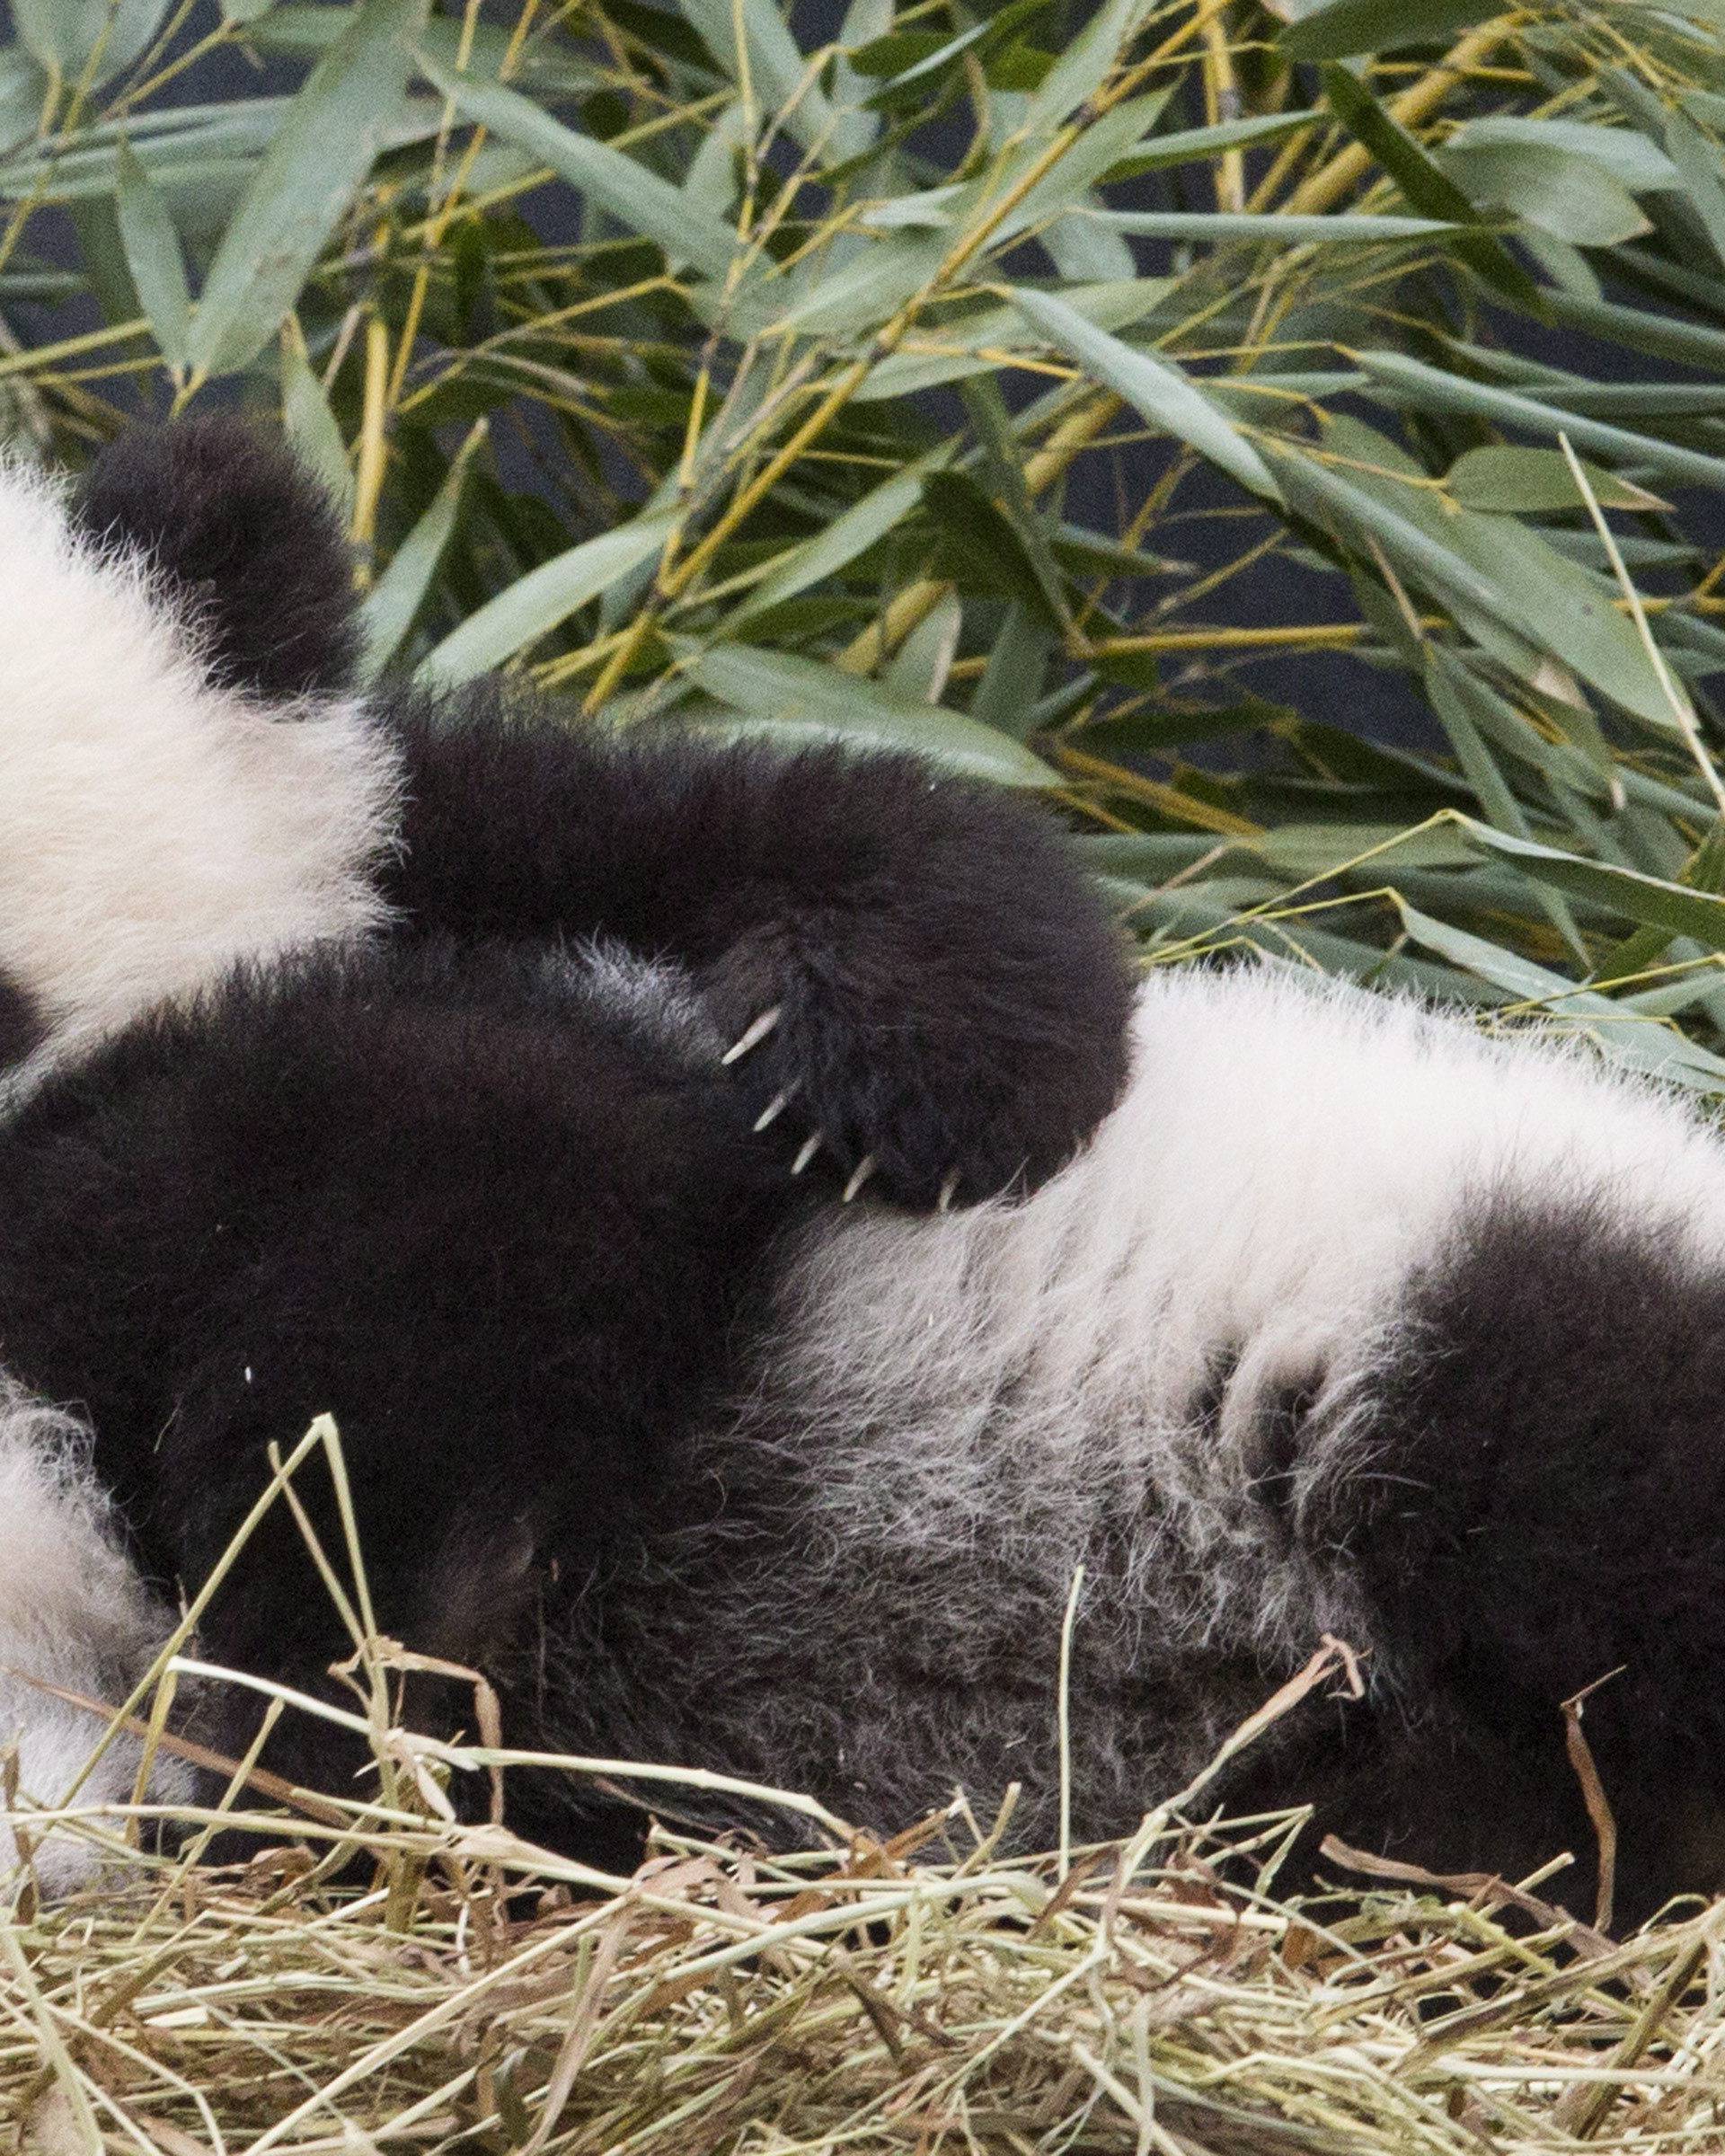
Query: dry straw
4,1623,1723,2152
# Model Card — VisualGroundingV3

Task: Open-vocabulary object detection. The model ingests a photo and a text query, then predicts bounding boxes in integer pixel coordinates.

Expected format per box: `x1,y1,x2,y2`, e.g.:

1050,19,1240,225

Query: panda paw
703,862,1135,1212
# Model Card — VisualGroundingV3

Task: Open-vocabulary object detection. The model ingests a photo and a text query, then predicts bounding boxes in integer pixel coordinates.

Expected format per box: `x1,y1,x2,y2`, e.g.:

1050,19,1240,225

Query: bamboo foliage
7,1,1725,1061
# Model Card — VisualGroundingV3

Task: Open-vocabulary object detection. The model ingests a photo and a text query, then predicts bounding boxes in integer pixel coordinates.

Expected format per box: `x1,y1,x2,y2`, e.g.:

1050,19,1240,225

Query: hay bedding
4,1632,1723,2156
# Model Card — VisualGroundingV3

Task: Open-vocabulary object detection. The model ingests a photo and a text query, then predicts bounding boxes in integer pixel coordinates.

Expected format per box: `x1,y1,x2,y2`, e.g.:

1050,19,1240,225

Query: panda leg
0,423,394,1069
376,685,1135,1206
1297,1197,1725,1916
72,417,361,702
0,943,795,1857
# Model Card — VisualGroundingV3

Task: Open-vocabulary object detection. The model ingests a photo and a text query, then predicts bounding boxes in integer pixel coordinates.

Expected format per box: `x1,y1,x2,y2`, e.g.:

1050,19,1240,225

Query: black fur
0,637,1135,1807
18,417,1725,1921
0,976,41,1068
0,939,797,1810
1291,1199,1725,1920
74,417,360,702
376,684,1137,1205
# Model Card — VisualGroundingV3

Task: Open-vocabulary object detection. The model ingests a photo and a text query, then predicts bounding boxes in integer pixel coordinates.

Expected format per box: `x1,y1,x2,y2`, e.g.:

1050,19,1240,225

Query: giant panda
0,419,1721,1921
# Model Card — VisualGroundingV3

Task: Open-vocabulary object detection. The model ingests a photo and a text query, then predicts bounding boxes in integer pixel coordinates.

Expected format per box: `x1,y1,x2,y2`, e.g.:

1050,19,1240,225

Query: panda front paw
703,847,1134,1211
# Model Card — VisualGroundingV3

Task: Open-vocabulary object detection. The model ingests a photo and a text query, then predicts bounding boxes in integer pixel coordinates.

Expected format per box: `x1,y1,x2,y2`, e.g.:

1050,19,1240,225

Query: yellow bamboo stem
1282,20,1517,216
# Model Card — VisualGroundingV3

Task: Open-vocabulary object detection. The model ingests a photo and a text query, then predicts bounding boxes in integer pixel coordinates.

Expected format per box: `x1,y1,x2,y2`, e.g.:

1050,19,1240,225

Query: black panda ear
73,416,362,703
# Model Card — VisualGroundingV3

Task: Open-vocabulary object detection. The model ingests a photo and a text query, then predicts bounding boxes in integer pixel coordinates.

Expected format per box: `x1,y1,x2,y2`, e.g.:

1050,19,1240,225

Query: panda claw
938,1171,961,1213
792,1132,823,1176
722,1006,782,1066
842,1154,876,1204
754,1089,793,1133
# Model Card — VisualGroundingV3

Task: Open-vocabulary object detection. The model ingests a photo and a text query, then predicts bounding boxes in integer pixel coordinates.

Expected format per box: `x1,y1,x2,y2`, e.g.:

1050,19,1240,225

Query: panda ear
73,416,361,703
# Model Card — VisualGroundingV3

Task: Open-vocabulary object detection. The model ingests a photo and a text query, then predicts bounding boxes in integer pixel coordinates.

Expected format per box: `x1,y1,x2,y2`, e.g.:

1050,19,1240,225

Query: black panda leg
376,685,1135,1206
73,418,361,702
0,942,794,1855
1300,1198,1725,1918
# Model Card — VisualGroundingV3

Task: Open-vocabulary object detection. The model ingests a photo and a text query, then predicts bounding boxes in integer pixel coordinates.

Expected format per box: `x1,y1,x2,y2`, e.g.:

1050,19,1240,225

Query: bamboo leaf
677,0,835,152
188,0,430,379
1320,61,1535,301
420,55,738,281
13,0,172,83
1081,210,1455,242
114,138,189,371
1446,117,1680,195
1438,139,1651,247
730,446,954,626
1456,820,1725,953
854,277,1173,402
1101,109,1323,180
279,324,351,511
1011,286,1282,503
361,423,486,676
419,510,677,685
1664,107,1725,271
1279,0,1508,61
1023,0,1159,129
1357,349,1725,491
1447,446,1668,514
674,640,1057,786
1273,444,1693,733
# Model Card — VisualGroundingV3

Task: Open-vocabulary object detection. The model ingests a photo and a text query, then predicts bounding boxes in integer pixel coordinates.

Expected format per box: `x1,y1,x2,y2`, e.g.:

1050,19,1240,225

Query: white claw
842,1154,877,1204
754,1090,792,1133
938,1170,961,1213
792,1132,823,1176
722,1005,782,1065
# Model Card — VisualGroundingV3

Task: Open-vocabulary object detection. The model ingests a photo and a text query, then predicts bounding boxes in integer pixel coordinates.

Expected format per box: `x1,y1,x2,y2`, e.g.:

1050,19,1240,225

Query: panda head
0,420,402,1079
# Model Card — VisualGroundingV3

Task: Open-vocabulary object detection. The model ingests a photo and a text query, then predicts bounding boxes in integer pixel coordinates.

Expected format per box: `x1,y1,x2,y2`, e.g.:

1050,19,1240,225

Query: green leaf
1023,0,1159,130
419,509,677,685
1010,286,1282,503
853,277,1173,402
1446,117,1680,194
1356,349,1725,491
730,446,954,626
1664,107,1725,271
1082,209,1455,242
922,468,1063,624
420,56,738,282
852,0,1048,109
1101,109,1323,181
1000,91,1172,237
1424,649,1586,958
361,422,485,676
674,641,1056,786
1537,287,1725,375
971,605,1051,742
1272,442,1692,733
1279,0,1508,60
1447,446,1668,514
13,0,172,84
1437,139,1651,246
188,0,429,379
1320,61,1535,302
1456,820,1725,953
765,234,945,336
279,328,352,512
114,139,189,370
1389,902,1725,1091
885,590,961,702
830,0,891,161
677,0,836,154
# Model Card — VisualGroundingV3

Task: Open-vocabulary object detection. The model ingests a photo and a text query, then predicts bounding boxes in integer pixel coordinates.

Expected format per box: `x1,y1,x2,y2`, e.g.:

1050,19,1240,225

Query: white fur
786,963,1725,1485
561,965,1725,1842
0,456,401,1072
0,1378,187,1896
